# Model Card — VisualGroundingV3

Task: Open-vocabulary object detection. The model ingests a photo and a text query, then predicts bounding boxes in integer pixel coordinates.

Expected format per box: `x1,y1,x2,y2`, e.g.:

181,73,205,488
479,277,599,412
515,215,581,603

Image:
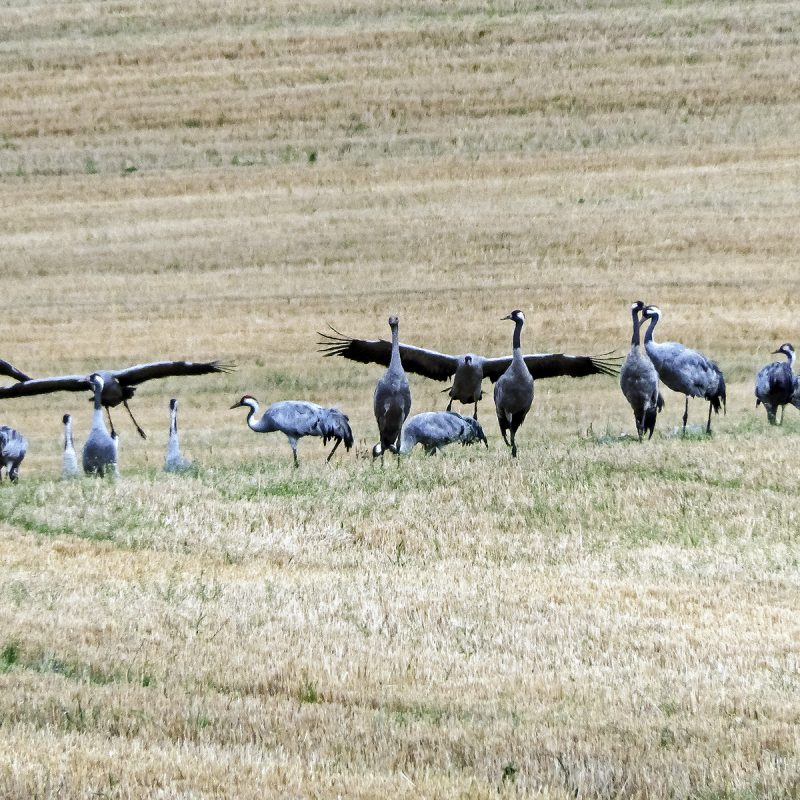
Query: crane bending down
755,343,796,425
231,395,354,467
641,305,725,434
0,360,235,439
397,411,488,455
619,300,663,441
0,425,27,482
372,315,412,460
318,325,620,420
0,359,30,383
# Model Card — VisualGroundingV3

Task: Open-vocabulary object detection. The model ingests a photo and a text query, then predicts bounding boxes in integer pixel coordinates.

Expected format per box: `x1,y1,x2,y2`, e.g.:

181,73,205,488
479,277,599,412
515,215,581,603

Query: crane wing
112,360,236,386
480,352,622,383
0,374,90,397
0,359,31,383
317,327,459,381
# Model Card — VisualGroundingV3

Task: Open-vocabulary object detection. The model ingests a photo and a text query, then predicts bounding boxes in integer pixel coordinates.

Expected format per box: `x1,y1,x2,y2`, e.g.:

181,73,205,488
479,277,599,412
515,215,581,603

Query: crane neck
170,408,178,436
630,307,641,348
244,400,264,432
389,323,402,371
64,420,73,451
92,382,103,411
643,313,658,345
511,318,524,359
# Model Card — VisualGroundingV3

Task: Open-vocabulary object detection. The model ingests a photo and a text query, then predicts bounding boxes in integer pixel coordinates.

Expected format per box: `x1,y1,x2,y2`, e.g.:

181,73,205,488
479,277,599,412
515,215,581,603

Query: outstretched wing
318,327,459,381
112,360,236,386
0,359,31,383
480,352,623,383
0,374,90,398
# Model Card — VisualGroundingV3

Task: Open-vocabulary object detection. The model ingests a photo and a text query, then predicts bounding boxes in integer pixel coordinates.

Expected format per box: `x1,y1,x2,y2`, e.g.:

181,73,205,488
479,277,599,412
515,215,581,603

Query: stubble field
1,1,799,797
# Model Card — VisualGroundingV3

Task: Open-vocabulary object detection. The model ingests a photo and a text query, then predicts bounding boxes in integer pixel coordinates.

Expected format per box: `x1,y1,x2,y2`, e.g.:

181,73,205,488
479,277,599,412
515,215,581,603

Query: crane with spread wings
318,326,621,419
0,360,235,439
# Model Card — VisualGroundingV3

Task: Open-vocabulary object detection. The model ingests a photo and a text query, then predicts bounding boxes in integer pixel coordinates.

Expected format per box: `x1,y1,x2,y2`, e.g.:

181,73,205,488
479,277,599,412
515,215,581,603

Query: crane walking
231,395,353,467
0,425,27,482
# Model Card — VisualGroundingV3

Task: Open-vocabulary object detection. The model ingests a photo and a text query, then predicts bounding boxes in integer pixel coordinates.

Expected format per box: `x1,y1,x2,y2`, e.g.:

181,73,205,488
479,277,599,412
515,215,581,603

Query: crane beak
501,314,511,321
230,401,243,409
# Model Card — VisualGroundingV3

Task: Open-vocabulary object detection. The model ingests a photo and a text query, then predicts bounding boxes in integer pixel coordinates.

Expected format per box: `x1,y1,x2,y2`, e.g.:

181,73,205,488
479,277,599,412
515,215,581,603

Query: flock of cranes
0,304,798,481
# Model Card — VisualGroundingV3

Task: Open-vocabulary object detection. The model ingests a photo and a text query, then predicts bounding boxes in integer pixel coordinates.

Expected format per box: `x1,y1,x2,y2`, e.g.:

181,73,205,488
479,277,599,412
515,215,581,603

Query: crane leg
105,407,117,437
473,402,478,420
123,400,147,440
326,437,341,462
510,428,518,458
706,401,713,434
446,398,453,412
780,405,785,425
682,397,689,434
292,448,299,468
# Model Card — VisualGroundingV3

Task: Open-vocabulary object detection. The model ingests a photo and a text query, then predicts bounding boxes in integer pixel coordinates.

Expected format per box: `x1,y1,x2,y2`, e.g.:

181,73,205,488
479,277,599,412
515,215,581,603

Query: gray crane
494,310,534,457
755,343,796,425
372,315,412,460
0,359,30,383
231,395,354,467
61,414,79,479
164,398,193,472
0,425,27,482
0,359,234,439
82,374,118,477
319,326,620,420
641,305,726,434
397,411,488,455
620,300,663,441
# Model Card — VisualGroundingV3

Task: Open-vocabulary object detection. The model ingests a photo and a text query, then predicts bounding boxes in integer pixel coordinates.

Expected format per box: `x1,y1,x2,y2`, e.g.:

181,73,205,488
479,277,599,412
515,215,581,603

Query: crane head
502,310,525,324
642,305,661,321
169,398,178,411
630,300,646,313
230,394,258,411
62,413,71,425
87,373,105,393
773,343,795,358
388,314,399,328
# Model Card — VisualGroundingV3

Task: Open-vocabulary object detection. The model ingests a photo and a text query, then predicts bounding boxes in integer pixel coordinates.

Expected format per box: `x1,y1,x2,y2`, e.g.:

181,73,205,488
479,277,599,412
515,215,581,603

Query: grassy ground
1,1,799,797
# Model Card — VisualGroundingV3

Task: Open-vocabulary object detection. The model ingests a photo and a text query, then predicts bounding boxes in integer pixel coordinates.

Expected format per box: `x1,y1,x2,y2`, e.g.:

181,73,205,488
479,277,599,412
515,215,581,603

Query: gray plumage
165,398,193,472
231,395,354,467
82,373,118,477
642,305,725,434
61,413,79,479
494,310,534,457
319,326,621,420
620,300,662,441
397,411,488,455
0,359,234,439
755,343,795,425
372,315,412,459
0,425,28,482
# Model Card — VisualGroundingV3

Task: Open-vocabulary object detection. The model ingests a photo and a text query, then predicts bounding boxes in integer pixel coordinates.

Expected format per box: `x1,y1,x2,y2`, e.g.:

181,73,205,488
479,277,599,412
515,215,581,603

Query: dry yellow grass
1,1,800,797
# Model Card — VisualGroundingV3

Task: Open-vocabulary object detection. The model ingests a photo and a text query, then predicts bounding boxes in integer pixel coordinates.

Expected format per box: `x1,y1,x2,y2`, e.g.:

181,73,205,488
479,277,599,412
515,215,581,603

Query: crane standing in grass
641,305,725,434
620,300,662,441
0,425,27,482
82,374,118,477
755,343,796,425
61,414,79,479
372,315,412,460
494,310,534,458
165,398,193,472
